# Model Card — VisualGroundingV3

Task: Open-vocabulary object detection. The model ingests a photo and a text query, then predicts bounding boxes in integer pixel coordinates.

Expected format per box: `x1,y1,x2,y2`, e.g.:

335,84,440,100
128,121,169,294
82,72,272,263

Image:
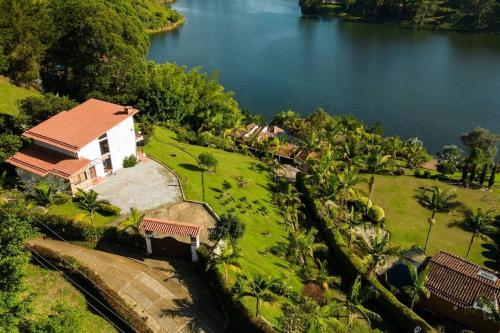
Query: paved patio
92,159,182,212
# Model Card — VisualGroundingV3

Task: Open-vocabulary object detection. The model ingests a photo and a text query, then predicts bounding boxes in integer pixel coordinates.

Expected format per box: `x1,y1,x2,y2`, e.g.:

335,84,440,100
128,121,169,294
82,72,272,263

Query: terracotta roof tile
139,218,203,238
6,144,90,179
426,251,499,309
23,99,138,153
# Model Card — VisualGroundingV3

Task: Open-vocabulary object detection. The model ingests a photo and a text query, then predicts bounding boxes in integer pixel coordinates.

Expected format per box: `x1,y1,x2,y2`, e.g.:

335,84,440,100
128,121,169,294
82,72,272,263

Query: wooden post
145,231,153,255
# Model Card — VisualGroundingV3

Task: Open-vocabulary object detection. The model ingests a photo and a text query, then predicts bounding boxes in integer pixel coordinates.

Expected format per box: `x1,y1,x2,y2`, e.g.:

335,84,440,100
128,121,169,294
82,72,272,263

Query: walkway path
28,239,225,333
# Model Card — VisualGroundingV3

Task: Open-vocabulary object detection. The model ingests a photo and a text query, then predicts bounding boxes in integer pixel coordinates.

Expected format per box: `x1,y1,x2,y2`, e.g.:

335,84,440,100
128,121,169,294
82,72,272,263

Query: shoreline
146,16,186,34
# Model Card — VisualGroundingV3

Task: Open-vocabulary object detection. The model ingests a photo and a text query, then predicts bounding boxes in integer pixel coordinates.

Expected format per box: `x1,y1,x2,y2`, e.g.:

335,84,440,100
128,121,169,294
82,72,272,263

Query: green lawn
24,263,117,332
144,128,305,324
48,201,117,227
0,76,39,115
366,175,499,267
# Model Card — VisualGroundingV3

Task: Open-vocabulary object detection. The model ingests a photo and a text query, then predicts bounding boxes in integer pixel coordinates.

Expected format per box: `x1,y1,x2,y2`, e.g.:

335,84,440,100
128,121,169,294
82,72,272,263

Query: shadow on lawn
179,163,203,172
481,243,499,270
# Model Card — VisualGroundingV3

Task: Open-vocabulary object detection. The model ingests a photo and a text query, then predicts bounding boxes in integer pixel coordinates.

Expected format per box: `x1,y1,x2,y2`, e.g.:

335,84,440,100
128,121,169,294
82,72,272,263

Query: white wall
107,116,136,172
78,140,105,177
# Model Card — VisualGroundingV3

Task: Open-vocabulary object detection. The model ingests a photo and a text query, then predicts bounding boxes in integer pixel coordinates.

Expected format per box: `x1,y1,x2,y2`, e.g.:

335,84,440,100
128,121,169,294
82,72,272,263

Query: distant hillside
0,77,39,116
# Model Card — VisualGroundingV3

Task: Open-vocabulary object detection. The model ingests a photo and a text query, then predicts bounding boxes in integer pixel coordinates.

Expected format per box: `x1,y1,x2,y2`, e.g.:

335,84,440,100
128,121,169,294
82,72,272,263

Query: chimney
124,106,133,115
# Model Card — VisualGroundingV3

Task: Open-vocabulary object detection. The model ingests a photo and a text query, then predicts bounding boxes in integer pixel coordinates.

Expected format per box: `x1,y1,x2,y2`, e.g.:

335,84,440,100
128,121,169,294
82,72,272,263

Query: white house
7,99,139,194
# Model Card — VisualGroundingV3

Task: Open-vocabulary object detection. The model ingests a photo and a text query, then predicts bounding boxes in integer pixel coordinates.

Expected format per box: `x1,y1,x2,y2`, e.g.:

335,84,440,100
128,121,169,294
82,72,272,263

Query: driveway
92,159,182,212
27,239,225,333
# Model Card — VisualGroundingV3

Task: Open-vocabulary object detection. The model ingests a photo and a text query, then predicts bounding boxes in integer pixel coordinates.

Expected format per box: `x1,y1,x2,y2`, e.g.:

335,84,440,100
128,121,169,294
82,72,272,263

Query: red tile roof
6,144,90,179
139,218,203,238
23,99,138,153
426,251,499,309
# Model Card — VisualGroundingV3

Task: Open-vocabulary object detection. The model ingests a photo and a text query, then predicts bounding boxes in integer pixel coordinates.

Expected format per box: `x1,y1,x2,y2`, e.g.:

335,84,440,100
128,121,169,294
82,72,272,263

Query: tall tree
358,227,399,275
403,261,430,310
416,185,459,253
0,202,34,331
461,208,496,259
363,146,390,213
208,212,245,251
239,274,279,317
74,189,106,239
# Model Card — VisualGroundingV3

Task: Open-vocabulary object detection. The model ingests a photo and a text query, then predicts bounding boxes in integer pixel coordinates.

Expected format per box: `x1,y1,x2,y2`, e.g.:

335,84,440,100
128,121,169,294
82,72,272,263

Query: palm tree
336,166,364,220
278,183,303,231
74,189,107,239
342,206,362,250
385,137,403,175
315,259,341,290
119,207,144,233
343,275,381,325
358,228,400,275
402,261,430,310
461,208,496,259
207,245,241,283
363,146,390,213
239,274,279,317
293,228,328,272
416,185,459,253
29,185,55,207
474,295,500,324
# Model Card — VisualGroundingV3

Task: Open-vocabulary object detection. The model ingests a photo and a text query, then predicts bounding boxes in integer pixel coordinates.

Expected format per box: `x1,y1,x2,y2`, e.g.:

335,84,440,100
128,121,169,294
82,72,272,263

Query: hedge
32,213,145,251
26,244,153,333
296,173,435,333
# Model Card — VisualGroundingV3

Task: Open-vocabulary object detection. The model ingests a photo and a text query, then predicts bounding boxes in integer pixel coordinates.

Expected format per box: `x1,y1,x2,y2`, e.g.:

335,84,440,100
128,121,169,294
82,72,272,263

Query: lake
148,0,500,153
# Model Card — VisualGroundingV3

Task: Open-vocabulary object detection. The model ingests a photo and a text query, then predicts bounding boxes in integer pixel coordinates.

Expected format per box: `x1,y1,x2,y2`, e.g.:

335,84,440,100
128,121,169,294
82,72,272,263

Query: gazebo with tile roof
138,218,203,262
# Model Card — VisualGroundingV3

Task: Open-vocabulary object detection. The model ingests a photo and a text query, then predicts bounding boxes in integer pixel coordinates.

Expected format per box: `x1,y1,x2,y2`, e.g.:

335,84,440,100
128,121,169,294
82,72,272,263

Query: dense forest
300,0,500,31
0,0,242,134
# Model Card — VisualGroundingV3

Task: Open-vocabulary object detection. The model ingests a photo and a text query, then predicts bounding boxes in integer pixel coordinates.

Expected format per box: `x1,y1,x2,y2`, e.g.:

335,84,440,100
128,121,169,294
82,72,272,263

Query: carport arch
139,218,203,262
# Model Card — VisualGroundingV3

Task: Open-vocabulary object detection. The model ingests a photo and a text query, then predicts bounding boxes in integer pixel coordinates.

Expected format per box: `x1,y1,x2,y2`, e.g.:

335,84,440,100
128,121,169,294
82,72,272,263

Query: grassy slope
144,128,304,324
24,263,116,332
0,77,39,116
48,201,117,227
367,175,499,266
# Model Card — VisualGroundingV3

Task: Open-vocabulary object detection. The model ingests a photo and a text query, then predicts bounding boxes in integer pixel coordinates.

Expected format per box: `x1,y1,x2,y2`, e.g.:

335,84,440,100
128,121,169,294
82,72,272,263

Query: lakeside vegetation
300,0,500,32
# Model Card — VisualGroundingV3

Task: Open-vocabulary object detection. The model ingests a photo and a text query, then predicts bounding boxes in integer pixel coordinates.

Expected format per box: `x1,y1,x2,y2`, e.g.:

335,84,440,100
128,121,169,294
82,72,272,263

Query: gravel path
91,159,182,212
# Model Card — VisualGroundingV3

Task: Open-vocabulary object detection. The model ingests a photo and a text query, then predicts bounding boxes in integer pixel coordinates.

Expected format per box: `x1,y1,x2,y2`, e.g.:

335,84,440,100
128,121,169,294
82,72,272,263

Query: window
72,171,87,185
103,156,113,171
98,133,110,155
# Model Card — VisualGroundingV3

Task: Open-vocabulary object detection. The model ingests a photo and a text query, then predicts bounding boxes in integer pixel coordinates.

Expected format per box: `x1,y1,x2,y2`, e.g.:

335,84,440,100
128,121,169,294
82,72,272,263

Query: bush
33,213,98,241
122,155,137,168
353,196,372,211
176,127,197,144
53,192,71,204
97,203,121,216
302,282,326,306
368,205,385,223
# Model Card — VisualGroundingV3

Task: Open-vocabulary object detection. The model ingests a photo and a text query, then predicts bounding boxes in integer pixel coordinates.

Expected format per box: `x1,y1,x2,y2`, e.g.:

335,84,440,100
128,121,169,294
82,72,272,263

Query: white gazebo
138,218,203,262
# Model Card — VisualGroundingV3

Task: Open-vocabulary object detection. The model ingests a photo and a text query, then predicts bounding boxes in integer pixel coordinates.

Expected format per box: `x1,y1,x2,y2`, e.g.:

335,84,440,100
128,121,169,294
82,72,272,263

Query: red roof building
7,99,139,194
422,251,499,333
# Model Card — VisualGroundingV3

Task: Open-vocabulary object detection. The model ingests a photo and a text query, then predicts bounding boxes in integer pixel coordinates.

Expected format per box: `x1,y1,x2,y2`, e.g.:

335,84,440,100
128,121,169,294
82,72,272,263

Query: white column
145,232,153,255
190,236,200,262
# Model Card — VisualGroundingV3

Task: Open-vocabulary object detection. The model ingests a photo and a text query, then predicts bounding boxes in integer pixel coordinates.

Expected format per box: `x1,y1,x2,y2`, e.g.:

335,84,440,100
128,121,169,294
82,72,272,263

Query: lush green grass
0,77,39,116
366,175,499,267
144,128,305,324
24,263,116,332
48,201,117,227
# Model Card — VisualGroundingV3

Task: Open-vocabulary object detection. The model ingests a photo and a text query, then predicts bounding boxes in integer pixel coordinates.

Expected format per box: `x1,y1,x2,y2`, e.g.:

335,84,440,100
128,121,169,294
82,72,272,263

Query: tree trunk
466,234,475,259
256,297,260,317
461,160,468,186
366,174,375,214
410,296,416,310
488,164,497,189
469,164,477,184
479,164,488,187
423,216,434,254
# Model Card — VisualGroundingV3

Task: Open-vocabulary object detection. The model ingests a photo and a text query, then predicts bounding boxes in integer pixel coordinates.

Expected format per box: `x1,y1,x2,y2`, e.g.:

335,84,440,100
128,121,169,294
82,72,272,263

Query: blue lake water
149,0,500,152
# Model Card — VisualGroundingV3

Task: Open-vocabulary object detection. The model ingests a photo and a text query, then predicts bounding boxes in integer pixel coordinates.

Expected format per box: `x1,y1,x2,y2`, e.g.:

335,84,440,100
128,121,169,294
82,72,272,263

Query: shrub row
32,213,145,251
296,173,435,333
197,245,275,333
26,244,153,333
